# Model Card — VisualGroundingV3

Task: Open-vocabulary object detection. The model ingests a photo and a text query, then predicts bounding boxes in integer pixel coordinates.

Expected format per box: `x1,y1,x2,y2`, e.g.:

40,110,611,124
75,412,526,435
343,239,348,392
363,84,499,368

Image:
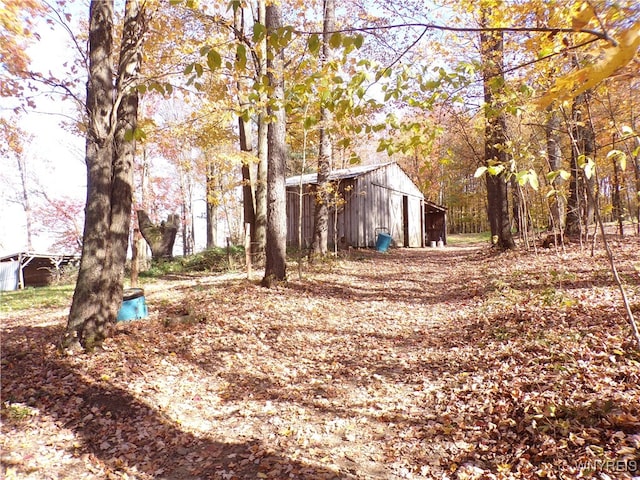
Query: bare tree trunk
63,0,146,352
566,92,596,237
181,202,193,256
206,164,218,249
511,176,522,234
64,0,117,352
545,107,566,232
137,210,180,260
611,135,624,236
634,136,640,235
15,151,34,251
565,146,583,236
310,0,335,259
262,3,287,287
178,164,194,256
138,144,150,269
1,122,34,250
255,119,268,261
131,228,140,287
234,4,257,249
254,0,268,262
480,12,515,250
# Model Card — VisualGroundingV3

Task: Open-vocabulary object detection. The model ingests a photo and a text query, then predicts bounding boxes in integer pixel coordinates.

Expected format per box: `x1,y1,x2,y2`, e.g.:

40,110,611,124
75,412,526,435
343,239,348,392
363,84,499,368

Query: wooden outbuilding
0,252,79,291
424,200,447,245
286,162,426,249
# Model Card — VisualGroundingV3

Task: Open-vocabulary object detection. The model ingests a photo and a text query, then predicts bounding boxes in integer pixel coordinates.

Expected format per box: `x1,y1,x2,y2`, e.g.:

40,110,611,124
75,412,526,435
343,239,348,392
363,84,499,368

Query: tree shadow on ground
287,247,491,307
1,324,352,480
177,304,640,477
293,245,639,307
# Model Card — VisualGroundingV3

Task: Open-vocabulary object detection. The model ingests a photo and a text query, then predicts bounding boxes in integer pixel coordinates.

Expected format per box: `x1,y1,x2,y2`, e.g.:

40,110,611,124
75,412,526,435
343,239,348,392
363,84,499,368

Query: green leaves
476,164,540,191
269,26,294,51
546,169,571,184
515,169,539,191
329,32,342,49
252,22,266,43
474,164,506,177
235,44,247,70
137,82,173,96
308,34,320,54
124,127,146,142
474,166,488,178
207,50,222,71
306,32,364,56
578,155,596,179
606,149,626,171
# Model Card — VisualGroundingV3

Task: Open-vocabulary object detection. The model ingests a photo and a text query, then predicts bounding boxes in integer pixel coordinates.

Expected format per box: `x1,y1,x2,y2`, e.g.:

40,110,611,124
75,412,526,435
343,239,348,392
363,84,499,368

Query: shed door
402,196,409,247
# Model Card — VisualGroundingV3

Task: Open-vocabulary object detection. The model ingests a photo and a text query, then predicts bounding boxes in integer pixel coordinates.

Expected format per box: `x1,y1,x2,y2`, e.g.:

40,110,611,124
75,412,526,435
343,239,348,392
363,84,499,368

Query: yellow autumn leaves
536,3,640,109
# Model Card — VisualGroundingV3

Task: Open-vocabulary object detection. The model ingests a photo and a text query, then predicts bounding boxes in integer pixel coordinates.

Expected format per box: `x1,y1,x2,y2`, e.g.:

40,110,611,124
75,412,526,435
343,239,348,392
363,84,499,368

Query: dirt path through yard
2,242,639,479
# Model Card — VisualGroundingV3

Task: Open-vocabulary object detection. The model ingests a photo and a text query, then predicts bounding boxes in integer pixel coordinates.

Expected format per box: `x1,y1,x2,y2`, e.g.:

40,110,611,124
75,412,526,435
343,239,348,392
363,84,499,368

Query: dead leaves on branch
2,239,640,479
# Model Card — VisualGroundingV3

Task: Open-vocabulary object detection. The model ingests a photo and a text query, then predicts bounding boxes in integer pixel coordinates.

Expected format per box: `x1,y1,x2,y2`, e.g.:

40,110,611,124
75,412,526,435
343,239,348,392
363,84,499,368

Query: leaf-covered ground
2,239,640,479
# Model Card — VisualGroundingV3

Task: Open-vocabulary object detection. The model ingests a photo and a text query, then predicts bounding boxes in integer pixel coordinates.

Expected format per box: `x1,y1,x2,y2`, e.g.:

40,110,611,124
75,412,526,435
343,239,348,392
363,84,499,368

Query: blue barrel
117,288,148,322
376,232,393,252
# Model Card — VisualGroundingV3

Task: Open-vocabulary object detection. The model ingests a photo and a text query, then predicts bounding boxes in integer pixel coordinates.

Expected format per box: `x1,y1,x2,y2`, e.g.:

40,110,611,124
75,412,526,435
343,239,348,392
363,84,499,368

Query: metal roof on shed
285,162,393,188
0,252,79,264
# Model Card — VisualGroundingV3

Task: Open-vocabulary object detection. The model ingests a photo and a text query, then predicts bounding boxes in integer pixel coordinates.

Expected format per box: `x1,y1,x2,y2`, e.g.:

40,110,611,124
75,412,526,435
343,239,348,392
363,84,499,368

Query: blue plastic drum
117,288,148,322
376,232,393,252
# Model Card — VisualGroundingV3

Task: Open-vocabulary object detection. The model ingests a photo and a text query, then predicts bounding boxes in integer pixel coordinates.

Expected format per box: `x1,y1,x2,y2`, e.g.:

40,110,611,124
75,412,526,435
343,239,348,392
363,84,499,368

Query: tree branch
296,23,615,45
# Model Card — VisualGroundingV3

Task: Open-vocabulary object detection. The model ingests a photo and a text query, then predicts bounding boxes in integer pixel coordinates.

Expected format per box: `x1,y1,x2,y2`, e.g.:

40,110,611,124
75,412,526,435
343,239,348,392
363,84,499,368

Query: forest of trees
1,0,639,350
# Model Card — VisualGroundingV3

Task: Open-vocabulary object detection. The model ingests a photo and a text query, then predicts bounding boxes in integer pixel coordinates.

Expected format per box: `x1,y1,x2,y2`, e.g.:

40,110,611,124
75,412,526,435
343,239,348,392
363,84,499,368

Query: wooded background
2,0,638,255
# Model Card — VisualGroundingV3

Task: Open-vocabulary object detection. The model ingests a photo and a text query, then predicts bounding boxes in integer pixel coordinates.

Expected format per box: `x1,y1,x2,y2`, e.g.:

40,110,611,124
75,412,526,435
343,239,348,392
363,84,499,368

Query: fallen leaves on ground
1,239,639,479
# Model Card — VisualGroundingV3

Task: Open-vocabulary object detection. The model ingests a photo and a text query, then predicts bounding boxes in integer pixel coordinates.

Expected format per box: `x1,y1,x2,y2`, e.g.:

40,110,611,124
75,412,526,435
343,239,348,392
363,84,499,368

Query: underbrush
139,245,247,278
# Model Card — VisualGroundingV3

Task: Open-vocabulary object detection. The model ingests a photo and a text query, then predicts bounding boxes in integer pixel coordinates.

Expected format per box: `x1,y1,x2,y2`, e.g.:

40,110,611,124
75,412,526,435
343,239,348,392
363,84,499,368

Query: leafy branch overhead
536,10,640,109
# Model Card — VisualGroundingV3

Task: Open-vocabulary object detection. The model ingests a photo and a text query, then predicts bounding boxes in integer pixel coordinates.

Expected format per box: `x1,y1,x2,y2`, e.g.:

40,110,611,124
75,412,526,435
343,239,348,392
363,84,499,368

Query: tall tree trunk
611,135,624,236
63,0,146,352
137,144,150,270
254,0,268,262
566,91,596,236
1,122,34,250
108,0,145,311
565,145,583,236
511,176,522,234
262,3,287,287
206,159,218,248
633,135,640,235
16,153,33,251
178,161,194,256
234,4,257,247
310,0,335,258
545,107,566,232
240,118,256,229
255,118,268,261
480,11,515,250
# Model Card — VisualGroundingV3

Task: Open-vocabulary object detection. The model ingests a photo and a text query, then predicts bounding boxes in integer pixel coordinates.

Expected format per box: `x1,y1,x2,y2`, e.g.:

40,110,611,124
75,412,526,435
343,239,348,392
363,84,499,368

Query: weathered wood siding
358,163,424,247
286,179,358,248
286,185,314,248
286,163,425,248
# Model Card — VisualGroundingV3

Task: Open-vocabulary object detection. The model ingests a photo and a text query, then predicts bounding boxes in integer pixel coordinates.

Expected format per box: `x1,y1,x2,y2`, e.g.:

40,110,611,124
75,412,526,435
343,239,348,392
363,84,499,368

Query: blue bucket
117,288,148,322
376,232,393,252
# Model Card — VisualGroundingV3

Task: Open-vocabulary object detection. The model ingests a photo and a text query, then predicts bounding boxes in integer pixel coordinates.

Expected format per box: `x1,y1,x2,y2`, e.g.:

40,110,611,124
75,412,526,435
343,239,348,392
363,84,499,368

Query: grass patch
447,232,491,245
1,402,40,422
0,284,75,312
